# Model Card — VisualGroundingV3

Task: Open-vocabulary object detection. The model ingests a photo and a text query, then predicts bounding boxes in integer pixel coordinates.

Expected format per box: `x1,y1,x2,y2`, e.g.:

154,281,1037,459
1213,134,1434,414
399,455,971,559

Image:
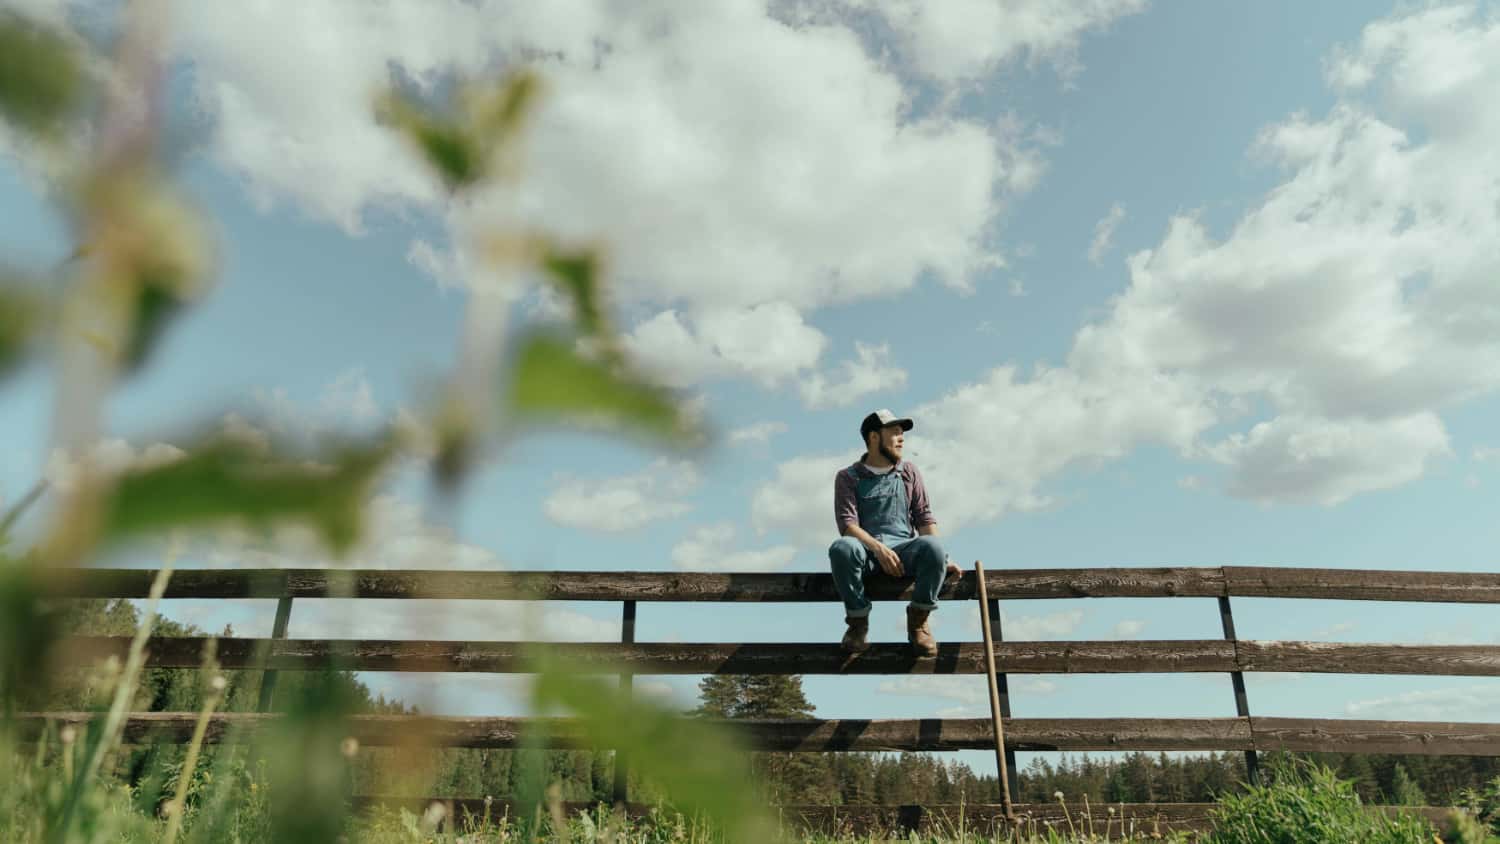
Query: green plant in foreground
1207,757,1436,844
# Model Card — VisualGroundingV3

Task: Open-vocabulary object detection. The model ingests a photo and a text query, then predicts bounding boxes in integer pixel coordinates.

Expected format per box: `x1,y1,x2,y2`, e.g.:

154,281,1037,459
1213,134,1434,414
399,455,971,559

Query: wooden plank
1225,566,1500,604
14,713,1253,751
1237,641,1500,676
37,567,1228,602
55,637,1240,675
1251,717,1500,755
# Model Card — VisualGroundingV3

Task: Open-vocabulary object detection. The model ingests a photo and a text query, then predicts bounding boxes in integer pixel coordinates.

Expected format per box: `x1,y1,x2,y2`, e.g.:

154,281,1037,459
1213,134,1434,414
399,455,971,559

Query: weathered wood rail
31,564,1500,831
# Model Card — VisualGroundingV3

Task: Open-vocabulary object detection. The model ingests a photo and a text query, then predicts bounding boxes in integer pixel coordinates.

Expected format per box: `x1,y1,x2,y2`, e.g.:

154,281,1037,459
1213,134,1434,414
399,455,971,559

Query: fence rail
29,563,1500,823
37,565,1500,603
53,635,1500,677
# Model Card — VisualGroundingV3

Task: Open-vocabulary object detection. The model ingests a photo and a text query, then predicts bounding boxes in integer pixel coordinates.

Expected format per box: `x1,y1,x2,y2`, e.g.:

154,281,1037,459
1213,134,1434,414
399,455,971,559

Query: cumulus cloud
753,4,1500,528
1209,413,1450,505
728,421,789,447
670,523,797,572
799,342,909,409
1087,202,1125,264
622,304,828,388
809,0,1149,84
1112,619,1146,638
543,459,699,533
1345,683,1500,721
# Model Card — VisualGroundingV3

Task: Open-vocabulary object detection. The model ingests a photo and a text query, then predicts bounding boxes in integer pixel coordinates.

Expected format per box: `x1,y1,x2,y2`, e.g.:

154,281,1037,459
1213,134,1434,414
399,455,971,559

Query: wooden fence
22,565,1500,835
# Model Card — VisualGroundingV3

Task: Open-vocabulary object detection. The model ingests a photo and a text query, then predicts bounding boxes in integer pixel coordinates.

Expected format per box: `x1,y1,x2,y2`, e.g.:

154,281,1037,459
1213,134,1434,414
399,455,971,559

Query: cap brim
894,418,914,431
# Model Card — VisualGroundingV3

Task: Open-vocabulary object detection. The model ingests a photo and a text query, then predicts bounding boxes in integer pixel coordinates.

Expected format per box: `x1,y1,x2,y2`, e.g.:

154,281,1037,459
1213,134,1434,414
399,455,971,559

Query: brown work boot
841,616,870,653
906,606,937,658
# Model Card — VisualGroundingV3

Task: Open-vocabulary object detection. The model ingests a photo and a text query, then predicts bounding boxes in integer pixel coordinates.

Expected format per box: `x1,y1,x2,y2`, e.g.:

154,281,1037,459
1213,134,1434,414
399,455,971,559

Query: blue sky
3,0,1499,778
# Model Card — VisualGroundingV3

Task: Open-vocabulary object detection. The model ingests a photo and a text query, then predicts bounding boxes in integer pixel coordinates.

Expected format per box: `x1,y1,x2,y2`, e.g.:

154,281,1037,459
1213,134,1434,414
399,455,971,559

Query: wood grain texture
54,636,1500,677
53,636,1239,674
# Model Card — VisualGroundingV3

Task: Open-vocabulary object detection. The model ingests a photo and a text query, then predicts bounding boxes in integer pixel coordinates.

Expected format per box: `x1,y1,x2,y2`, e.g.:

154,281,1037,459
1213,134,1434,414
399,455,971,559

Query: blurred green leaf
531,662,772,841
542,248,606,338
381,72,540,193
471,71,539,146
98,436,392,554
121,281,180,373
509,332,701,446
264,670,358,844
0,285,39,379
0,13,80,135
0,558,59,717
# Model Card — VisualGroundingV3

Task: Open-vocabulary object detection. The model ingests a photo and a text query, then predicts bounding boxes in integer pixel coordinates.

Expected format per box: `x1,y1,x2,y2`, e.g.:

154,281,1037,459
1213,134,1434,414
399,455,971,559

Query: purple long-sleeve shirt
833,459,936,535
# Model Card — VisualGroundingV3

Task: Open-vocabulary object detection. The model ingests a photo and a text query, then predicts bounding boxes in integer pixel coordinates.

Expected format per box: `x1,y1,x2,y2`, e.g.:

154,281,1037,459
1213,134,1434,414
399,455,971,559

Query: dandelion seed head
210,675,227,692
341,736,360,758
60,726,76,745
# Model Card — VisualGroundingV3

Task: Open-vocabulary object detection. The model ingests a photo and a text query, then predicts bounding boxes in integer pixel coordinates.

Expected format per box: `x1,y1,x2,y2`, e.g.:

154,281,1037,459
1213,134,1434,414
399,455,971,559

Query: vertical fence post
612,599,637,805
1217,595,1259,784
255,596,294,713
987,596,1020,803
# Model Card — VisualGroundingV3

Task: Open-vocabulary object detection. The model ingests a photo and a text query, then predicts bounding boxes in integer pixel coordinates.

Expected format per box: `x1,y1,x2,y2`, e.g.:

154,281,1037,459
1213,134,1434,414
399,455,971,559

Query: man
829,409,958,657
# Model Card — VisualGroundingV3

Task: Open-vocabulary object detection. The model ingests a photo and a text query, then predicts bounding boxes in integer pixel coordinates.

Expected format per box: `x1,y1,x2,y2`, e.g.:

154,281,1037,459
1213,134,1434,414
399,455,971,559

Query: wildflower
1054,790,1064,801
340,736,359,758
1108,807,1116,815
210,675,227,692
60,726,76,745
423,801,447,828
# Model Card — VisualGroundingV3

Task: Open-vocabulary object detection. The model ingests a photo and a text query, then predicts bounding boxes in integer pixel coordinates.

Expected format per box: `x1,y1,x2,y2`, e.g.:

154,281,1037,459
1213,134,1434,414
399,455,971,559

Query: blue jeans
828,534,946,617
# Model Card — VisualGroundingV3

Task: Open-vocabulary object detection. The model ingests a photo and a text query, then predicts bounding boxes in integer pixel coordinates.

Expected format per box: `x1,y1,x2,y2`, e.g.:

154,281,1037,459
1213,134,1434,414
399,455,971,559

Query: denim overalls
828,464,947,617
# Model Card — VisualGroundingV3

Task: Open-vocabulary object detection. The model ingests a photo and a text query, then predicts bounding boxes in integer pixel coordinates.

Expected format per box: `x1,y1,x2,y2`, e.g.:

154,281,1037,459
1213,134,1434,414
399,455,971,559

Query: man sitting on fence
829,409,959,658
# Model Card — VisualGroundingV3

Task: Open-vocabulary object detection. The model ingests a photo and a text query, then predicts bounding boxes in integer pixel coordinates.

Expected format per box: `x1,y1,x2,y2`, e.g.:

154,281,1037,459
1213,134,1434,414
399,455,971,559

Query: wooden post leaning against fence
973,562,1017,823
255,596,295,712
1217,595,1259,784
612,599,637,805
987,593,1020,804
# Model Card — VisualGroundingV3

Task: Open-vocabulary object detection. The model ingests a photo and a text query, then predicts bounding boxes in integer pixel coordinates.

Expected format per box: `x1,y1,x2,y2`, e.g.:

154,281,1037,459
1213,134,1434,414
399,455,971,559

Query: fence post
612,599,637,804
255,596,294,712
1217,595,1259,784
987,596,1020,803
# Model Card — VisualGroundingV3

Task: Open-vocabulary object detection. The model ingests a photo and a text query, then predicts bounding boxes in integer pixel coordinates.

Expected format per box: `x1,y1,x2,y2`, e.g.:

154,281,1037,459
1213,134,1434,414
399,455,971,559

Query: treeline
34,602,1500,810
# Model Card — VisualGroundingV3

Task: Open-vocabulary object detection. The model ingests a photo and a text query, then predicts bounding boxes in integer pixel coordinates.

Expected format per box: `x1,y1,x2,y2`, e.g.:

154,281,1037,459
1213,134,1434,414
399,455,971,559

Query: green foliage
1455,776,1500,839
543,249,608,340
1208,757,1435,844
509,333,701,446
532,664,773,842
0,283,41,379
98,436,393,555
379,73,540,192
0,13,80,136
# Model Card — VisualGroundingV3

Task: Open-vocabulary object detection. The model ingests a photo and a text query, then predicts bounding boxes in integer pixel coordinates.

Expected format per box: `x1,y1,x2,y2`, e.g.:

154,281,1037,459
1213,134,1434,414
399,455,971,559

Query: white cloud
670,522,797,572
1111,619,1146,638
543,459,699,533
1210,413,1450,505
202,493,503,571
728,421,789,447
1008,279,1027,297
1344,683,1500,720
752,5,1500,525
831,0,1149,84
320,368,379,424
1474,446,1500,463
751,452,848,546
1002,608,1085,640
878,675,986,705
45,439,186,494
798,342,909,409
622,303,828,388
1087,202,1125,264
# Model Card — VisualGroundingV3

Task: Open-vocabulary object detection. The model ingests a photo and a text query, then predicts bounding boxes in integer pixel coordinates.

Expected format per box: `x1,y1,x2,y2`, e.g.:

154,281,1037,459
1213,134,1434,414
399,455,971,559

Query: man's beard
879,443,901,465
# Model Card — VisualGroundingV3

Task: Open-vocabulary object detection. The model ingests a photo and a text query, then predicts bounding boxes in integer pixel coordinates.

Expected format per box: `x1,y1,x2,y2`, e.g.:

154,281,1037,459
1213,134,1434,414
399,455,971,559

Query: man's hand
869,541,902,577
945,558,962,580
